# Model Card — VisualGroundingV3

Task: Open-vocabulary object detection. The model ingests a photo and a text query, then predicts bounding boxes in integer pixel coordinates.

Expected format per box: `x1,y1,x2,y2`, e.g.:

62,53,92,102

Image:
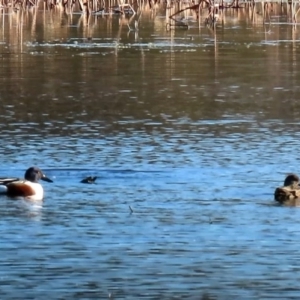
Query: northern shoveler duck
0,167,53,201
274,174,300,205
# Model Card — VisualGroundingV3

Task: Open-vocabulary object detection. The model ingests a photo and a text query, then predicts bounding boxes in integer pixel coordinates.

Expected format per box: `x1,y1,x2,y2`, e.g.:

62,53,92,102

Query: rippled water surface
1,5,300,299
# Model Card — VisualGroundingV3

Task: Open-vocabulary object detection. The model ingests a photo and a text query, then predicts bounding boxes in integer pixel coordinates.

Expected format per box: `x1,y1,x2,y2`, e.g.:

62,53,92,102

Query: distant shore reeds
0,0,299,25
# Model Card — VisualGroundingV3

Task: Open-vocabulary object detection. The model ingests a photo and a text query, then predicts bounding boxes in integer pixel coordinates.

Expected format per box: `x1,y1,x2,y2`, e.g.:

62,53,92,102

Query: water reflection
0,196,43,220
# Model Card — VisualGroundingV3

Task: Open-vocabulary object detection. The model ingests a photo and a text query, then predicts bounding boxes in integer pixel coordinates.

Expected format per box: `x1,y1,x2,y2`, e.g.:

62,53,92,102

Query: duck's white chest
24,181,44,201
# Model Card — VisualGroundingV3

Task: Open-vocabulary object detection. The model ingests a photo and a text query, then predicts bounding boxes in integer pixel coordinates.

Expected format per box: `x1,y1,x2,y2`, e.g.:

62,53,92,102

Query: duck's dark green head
25,167,53,183
284,174,299,187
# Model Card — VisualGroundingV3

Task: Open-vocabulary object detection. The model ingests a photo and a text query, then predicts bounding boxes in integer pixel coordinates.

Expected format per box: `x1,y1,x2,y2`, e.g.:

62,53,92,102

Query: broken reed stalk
167,0,300,27
167,0,219,28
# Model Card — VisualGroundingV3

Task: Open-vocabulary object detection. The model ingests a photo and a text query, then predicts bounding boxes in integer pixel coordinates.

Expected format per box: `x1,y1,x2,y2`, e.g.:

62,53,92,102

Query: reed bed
0,0,300,26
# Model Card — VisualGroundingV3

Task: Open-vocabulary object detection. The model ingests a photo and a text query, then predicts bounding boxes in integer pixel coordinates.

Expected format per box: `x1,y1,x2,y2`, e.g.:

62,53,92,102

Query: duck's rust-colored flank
6,182,36,198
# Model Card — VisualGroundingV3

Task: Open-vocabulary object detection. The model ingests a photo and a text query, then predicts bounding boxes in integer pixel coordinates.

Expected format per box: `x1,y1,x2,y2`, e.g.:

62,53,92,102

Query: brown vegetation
0,0,299,26
0,0,137,15
167,0,300,28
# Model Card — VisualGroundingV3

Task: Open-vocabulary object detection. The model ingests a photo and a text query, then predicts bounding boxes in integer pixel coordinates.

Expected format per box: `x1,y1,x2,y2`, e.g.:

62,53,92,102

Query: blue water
1,123,300,299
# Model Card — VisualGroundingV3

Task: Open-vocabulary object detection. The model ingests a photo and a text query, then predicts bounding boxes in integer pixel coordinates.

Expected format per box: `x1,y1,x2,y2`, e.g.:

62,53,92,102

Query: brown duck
274,174,300,205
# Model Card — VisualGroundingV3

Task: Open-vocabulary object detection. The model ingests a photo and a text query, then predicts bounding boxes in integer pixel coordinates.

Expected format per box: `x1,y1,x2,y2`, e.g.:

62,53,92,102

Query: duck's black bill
42,175,53,183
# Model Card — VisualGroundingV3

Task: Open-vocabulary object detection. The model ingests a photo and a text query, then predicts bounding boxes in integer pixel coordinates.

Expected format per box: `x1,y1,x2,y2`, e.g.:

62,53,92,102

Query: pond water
1,4,300,299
